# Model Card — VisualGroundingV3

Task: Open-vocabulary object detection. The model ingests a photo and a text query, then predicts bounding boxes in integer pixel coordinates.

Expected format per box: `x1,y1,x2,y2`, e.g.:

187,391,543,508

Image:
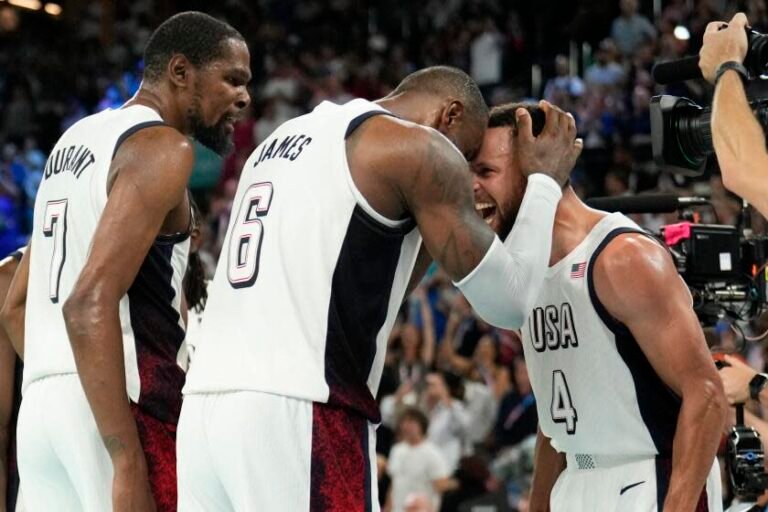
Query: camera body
651,28,768,175
727,406,768,501
659,222,768,324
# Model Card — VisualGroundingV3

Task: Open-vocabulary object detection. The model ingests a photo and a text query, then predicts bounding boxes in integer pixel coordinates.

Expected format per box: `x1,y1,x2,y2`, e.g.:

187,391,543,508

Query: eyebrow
229,68,252,83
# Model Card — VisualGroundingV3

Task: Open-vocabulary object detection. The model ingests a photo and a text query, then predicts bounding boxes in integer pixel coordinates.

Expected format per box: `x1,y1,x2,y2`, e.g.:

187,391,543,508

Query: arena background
1,0,766,510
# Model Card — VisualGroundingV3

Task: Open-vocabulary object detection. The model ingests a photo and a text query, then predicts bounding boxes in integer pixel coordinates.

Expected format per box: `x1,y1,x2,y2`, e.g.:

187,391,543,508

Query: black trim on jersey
155,191,193,245
344,110,394,140
586,227,681,456
353,202,416,236
9,248,24,262
111,120,166,160
126,238,186,424
344,110,417,235
323,204,416,422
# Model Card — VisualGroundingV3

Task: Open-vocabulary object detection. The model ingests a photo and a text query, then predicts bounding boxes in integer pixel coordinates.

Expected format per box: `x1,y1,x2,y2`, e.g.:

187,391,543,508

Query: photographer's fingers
705,21,724,34
730,12,749,30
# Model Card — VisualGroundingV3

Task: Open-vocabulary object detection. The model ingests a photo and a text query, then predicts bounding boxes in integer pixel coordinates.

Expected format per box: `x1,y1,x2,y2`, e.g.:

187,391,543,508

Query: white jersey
185,99,423,421
25,105,190,423
521,213,680,460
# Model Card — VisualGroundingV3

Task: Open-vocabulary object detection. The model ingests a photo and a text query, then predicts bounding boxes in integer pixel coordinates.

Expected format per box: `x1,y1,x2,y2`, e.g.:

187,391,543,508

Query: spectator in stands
610,0,657,58
386,408,451,512
543,55,584,112
493,357,538,450
470,17,504,101
584,39,625,89
424,371,470,473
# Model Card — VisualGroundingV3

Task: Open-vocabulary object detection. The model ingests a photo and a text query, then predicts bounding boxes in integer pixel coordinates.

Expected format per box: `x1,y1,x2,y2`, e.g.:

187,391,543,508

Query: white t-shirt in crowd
388,440,450,512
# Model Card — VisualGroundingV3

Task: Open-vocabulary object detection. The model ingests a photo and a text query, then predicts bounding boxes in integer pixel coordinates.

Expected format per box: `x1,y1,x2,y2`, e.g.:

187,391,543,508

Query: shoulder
594,232,673,282
593,232,683,317
114,125,193,166
349,115,461,166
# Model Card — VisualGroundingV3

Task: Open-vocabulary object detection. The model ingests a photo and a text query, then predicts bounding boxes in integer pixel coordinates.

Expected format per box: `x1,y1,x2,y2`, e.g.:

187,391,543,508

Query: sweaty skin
60,38,251,512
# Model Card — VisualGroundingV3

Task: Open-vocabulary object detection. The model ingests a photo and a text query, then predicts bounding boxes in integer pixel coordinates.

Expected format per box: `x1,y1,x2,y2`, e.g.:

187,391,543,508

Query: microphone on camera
585,194,710,214
652,56,703,85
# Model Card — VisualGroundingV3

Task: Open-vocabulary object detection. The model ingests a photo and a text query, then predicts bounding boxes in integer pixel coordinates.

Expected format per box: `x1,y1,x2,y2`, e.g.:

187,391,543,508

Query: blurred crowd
4,0,768,510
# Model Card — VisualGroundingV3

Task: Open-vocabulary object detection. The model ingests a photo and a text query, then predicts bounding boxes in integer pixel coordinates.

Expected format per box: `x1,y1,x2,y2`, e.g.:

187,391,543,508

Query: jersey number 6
227,182,274,289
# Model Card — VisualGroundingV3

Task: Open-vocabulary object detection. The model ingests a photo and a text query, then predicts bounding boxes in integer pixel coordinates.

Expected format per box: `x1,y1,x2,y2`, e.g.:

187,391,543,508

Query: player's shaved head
143,11,244,83
390,66,488,123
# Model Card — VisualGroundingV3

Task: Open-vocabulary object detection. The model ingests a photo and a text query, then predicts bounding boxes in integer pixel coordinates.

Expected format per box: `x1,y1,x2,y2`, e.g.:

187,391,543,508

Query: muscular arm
594,235,727,511
0,248,29,358
711,71,768,216
62,127,192,479
529,428,566,512
0,255,20,505
697,13,768,215
348,116,566,330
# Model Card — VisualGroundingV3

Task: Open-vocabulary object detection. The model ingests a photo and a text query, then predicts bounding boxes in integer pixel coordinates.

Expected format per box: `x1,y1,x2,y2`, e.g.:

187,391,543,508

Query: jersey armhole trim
111,120,167,160
586,227,653,336
342,110,415,231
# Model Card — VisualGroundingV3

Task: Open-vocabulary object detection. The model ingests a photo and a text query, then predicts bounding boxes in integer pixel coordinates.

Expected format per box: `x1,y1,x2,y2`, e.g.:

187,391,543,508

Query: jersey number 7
43,199,68,303
227,182,274,289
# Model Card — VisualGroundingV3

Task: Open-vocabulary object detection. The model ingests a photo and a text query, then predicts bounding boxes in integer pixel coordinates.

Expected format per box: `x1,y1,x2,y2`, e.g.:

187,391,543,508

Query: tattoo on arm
408,136,493,280
103,435,127,457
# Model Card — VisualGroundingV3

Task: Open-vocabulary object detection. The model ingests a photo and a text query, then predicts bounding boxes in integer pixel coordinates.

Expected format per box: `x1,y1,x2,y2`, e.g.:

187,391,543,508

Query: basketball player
0,12,250,512
0,248,25,512
471,103,727,511
179,67,581,510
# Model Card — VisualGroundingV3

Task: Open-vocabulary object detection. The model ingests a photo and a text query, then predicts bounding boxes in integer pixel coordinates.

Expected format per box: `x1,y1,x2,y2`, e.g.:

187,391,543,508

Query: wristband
749,372,768,401
714,61,749,86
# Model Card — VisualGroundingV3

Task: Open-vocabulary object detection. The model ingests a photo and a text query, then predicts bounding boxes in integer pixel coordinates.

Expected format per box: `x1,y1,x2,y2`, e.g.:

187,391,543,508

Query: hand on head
699,12,749,83
513,100,582,187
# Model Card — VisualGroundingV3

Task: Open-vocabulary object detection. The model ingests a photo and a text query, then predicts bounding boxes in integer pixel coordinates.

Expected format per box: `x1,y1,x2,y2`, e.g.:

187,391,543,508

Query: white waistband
566,453,656,470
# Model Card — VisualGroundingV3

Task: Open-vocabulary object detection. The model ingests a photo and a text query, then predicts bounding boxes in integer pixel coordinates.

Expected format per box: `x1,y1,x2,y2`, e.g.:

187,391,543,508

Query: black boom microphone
652,56,702,85
586,194,709,214
653,27,768,84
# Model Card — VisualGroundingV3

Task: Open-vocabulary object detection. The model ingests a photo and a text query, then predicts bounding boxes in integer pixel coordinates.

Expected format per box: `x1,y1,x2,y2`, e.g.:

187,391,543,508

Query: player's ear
441,100,465,129
168,54,192,89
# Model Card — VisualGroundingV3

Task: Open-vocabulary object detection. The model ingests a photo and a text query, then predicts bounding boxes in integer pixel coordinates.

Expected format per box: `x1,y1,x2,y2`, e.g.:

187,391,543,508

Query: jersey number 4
551,370,578,435
227,182,274,289
43,199,68,303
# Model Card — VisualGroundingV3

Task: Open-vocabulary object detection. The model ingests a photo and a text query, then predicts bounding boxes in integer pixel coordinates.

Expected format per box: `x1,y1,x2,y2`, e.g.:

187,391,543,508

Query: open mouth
475,202,496,224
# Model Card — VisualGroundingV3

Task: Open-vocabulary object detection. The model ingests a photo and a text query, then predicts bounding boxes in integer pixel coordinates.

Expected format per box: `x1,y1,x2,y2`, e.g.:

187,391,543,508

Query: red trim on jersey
310,402,372,511
131,403,177,512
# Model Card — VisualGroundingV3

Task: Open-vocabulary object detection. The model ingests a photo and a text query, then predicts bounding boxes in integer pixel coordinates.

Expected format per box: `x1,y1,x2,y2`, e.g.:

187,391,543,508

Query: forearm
713,71,768,215
664,381,726,510
530,429,566,512
63,294,143,464
455,175,561,329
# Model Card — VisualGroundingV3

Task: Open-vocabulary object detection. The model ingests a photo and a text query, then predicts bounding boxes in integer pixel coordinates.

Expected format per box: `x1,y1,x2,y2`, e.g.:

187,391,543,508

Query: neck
548,187,606,266
123,81,188,134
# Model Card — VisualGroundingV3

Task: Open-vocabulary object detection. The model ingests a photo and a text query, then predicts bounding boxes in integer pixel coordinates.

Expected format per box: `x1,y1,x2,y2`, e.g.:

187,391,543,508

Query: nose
235,88,251,111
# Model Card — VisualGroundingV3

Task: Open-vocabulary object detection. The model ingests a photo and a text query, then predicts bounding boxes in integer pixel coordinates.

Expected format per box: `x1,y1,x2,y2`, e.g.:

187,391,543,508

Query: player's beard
188,93,234,157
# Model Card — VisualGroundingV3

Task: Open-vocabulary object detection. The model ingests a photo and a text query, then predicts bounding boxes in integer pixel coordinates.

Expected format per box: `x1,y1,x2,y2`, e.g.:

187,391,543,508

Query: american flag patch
570,262,586,279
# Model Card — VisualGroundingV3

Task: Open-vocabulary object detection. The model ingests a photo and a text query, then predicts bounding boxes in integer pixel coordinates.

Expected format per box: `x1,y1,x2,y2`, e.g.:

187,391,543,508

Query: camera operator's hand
718,354,758,405
699,13,749,83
